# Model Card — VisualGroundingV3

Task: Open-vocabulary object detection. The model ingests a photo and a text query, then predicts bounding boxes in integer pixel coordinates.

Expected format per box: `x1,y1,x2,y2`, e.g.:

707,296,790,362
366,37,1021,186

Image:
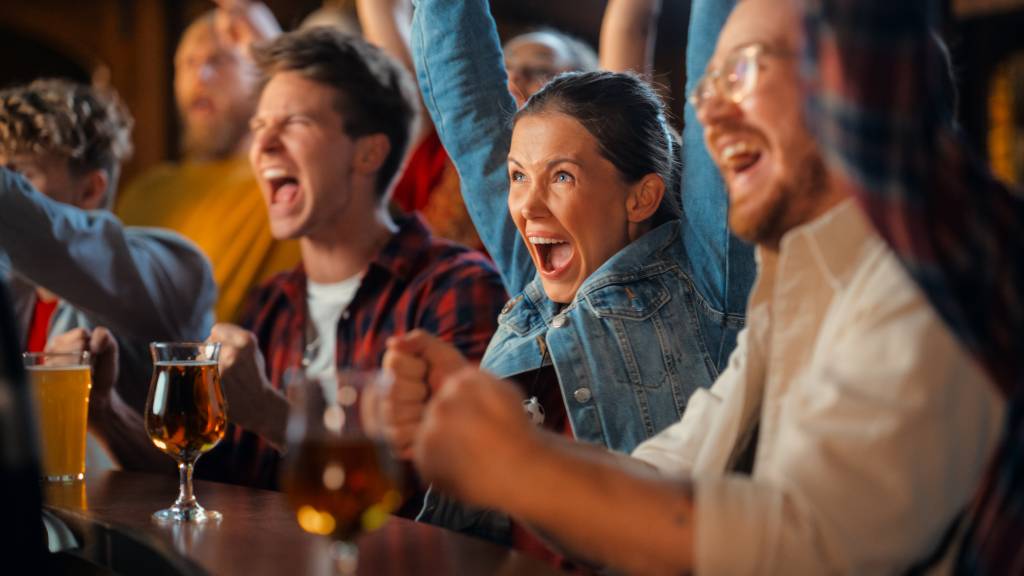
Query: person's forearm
249,386,289,451
357,0,431,144
599,0,661,75
357,0,415,73
500,433,695,575
89,391,175,474
0,169,212,341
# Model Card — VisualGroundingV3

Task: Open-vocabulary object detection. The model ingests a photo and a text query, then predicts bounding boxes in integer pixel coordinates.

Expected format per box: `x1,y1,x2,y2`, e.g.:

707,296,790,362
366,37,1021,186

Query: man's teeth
262,167,289,180
722,142,754,161
529,237,566,245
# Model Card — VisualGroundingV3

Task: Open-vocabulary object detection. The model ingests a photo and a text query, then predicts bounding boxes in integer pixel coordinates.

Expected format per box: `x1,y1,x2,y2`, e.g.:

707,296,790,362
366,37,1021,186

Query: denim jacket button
573,387,592,404
551,315,567,328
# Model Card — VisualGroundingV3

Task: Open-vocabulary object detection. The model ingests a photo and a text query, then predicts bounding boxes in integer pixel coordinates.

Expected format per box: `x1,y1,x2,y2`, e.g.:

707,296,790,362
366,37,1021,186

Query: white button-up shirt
633,200,1004,575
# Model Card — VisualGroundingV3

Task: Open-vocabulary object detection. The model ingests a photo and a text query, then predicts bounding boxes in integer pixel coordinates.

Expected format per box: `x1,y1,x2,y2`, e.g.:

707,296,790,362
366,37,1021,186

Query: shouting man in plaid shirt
200,28,507,489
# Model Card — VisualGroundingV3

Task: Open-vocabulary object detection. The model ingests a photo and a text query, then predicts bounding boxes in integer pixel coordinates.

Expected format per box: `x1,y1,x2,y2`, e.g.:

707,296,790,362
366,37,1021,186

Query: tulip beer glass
144,342,227,523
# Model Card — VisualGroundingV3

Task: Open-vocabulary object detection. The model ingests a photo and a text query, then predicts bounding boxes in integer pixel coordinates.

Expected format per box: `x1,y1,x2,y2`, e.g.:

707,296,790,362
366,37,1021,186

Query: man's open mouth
262,167,300,206
721,141,763,177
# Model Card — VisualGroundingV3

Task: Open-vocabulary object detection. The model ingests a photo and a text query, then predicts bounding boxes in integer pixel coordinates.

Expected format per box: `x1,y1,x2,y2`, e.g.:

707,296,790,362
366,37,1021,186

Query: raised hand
379,330,470,458
212,0,281,57
46,326,119,419
207,322,288,448
412,367,535,507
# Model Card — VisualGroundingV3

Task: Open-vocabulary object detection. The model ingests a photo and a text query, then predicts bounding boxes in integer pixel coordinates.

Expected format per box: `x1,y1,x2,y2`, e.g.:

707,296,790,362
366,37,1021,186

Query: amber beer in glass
280,371,403,574
23,351,92,482
145,342,227,523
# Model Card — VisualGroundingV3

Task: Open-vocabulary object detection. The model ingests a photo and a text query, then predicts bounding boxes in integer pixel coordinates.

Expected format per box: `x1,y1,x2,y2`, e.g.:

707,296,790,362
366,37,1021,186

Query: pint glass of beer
145,342,227,523
280,371,404,575
23,351,92,482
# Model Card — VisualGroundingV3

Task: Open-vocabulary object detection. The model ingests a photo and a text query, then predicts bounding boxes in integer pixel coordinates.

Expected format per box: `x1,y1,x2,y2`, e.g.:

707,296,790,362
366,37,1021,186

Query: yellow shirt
116,157,300,323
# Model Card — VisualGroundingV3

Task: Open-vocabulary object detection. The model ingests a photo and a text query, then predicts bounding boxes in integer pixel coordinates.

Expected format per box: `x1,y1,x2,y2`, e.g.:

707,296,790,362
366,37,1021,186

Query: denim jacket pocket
584,276,671,321
582,276,680,393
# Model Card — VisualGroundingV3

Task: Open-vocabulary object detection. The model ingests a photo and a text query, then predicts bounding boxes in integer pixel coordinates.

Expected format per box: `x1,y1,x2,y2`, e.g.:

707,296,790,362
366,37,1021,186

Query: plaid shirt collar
259,214,434,315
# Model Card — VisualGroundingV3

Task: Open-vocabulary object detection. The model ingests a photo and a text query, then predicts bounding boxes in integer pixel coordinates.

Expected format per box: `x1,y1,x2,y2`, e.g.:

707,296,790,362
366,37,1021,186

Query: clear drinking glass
23,351,92,482
144,342,227,523
279,371,404,575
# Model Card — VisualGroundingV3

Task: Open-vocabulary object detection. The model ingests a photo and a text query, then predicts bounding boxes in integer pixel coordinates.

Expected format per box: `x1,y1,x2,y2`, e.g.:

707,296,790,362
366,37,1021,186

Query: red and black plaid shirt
201,215,507,488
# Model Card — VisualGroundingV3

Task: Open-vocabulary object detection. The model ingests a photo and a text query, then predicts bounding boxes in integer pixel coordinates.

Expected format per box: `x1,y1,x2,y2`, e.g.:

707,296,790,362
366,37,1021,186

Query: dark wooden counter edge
45,505,210,576
40,470,570,576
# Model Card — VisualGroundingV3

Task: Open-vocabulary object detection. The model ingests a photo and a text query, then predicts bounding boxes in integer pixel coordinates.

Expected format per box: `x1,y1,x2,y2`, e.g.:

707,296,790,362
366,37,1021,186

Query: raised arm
356,0,434,145
802,0,1024,394
679,0,755,323
410,0,533,295
0,168,216,342
357,0,415,75
599,0,662,75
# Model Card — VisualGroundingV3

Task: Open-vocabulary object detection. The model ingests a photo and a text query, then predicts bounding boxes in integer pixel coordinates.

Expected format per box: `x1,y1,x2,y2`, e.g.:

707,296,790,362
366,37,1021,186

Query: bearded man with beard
116,3,300,322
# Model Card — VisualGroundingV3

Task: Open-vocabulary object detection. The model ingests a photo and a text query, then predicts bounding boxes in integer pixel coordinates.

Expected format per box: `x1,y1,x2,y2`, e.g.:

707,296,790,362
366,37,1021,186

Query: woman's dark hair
514,71,682,226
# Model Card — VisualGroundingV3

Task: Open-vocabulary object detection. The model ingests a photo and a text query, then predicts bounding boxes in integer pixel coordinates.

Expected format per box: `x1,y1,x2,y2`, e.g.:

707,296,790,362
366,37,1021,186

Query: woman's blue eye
555,171,574,183
511,171,525,182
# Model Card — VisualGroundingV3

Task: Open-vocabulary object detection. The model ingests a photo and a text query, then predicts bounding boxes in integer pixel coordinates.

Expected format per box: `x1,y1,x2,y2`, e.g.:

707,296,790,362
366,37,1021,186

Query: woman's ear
626,173,665,224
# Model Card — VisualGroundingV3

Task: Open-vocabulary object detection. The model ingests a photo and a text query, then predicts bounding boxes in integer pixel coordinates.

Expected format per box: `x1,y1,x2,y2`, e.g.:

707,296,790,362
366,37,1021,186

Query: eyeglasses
506,63,560,87
688,42,791,112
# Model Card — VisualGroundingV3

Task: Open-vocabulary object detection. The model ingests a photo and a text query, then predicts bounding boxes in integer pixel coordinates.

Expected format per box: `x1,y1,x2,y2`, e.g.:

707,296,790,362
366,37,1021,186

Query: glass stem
176,460,197,510
331,540,359,576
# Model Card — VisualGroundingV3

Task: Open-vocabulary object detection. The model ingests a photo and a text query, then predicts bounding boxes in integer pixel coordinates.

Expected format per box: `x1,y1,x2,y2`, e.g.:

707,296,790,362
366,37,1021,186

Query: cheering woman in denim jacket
381,0,754,543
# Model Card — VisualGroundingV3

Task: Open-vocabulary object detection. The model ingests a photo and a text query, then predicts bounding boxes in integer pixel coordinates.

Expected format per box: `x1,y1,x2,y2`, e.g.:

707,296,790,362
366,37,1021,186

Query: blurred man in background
116,1,300,323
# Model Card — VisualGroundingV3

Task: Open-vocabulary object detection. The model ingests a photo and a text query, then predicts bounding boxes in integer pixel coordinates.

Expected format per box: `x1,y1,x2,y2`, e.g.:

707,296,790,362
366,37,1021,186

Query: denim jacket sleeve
0,167,216,341
411,0,533,295
679,0,755,323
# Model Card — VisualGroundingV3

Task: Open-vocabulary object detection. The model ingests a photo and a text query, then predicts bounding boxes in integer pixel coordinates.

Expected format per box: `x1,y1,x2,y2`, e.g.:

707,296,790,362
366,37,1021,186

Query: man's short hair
0,79,134,205
252,27,418,200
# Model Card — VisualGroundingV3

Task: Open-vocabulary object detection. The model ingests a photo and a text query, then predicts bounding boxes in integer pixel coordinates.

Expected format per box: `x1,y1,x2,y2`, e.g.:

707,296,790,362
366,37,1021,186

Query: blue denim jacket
411,0,750,542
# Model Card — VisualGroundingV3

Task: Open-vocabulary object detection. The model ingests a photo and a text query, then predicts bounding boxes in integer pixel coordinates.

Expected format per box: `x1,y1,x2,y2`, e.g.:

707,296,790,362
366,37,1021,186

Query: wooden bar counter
42,471,565,576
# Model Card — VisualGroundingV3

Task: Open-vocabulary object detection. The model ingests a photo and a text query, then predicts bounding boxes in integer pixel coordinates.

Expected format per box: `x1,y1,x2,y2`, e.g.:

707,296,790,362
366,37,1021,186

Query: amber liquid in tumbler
28,365,92,481
282,437,402,542
144,361,227,462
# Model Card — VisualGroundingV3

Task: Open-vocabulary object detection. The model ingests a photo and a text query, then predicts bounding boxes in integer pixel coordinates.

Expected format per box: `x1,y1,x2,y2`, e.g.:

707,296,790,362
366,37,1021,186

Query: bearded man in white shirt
380,0,1006,573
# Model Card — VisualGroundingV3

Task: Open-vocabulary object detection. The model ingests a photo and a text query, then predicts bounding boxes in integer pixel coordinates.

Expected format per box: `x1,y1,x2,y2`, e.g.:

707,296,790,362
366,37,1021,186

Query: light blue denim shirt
411,0,751,543
0,168,217,410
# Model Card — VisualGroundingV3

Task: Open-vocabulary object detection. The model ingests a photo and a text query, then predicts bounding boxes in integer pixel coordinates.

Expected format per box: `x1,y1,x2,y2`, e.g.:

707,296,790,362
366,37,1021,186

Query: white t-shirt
305,275,362,381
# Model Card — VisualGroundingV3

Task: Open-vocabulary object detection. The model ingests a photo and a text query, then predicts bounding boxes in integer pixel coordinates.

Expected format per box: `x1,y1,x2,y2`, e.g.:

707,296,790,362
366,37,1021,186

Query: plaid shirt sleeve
415,254,507,365
803,0,1024,394
802,1,1024,572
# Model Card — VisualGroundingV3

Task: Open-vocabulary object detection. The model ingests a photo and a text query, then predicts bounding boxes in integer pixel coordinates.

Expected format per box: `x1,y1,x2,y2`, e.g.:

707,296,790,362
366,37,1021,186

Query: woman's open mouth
529,236,575,277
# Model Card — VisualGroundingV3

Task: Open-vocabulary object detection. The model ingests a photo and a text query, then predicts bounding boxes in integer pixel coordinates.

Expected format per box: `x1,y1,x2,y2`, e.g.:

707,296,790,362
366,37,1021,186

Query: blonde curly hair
0,78,133,203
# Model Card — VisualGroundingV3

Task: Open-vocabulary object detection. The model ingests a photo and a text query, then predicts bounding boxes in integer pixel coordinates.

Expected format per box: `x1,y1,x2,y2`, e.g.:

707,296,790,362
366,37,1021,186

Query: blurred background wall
2,0,1022,185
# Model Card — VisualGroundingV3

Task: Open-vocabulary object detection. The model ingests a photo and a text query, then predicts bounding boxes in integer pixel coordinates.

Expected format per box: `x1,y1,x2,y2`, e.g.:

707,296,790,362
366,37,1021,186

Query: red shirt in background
25,297,58,352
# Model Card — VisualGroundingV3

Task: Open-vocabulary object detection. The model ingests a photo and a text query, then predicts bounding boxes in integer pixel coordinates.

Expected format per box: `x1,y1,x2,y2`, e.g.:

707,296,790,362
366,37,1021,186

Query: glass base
43,472,84,483
152,503,222,524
